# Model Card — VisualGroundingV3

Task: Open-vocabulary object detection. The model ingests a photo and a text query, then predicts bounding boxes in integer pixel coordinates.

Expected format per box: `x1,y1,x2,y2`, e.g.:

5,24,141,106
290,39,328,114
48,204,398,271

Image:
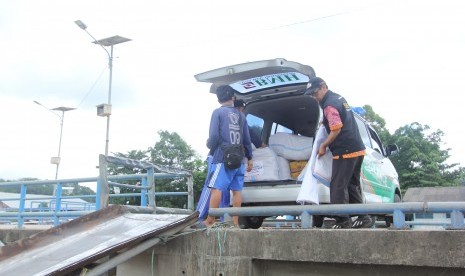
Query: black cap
216,85,236,103
234,99,245,108
305,77,326,95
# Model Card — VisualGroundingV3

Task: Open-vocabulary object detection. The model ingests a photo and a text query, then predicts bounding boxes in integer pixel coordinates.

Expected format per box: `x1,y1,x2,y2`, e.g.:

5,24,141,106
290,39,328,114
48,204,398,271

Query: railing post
393,209,407,229
449,210,465,230
98,154,109,209
54,183,63,226
18,184,27,228
147,167,156,210
96,178,101,210
186,175,194,211
140,177,148,207
301,211,312,229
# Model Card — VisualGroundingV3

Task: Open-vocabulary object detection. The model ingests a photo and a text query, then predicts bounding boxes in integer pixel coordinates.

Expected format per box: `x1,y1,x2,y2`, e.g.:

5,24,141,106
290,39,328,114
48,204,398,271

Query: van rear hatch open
195,58,316,103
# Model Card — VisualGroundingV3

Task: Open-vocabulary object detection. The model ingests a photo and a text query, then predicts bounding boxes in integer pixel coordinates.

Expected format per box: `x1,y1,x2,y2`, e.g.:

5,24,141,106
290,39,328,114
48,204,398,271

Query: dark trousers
330,156,364,220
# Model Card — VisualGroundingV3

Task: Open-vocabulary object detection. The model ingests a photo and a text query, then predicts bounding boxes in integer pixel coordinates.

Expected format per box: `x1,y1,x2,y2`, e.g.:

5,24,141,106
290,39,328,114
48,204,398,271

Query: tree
390,123,464,191
107,150,150,205
149,130,200,170
359,106,464,192
149,130,205,208
362,105,391,143
110,131,206,208
69,184,96,203
0,178,55,194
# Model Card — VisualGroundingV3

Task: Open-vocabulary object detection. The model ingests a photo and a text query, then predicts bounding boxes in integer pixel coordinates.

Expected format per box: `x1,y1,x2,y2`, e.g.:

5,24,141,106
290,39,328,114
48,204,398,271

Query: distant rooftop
0,192,91,210
403,186,465,202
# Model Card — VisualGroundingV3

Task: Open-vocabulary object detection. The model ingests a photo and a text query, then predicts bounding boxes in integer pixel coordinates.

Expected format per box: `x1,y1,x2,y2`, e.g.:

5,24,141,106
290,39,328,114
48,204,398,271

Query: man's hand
318,145,327,158
318,129,340,158
247,159,253,172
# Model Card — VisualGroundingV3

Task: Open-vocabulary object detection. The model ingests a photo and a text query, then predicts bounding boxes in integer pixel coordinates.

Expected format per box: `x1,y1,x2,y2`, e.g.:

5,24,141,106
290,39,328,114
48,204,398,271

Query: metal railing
209,202,465,229
0,155,194,228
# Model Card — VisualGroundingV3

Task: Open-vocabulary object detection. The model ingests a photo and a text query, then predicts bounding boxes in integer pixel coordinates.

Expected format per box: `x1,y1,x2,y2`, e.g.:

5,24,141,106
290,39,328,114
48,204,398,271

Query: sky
1,0,465,181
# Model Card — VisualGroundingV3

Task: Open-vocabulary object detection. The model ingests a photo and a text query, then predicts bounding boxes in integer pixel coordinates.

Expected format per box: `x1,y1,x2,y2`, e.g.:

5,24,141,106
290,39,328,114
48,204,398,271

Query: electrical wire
266,8,364,30
77,65,107,108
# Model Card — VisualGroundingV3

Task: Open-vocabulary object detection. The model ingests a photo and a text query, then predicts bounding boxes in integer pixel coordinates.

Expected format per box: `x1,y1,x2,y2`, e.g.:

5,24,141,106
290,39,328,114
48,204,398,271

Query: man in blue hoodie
203,85,253,227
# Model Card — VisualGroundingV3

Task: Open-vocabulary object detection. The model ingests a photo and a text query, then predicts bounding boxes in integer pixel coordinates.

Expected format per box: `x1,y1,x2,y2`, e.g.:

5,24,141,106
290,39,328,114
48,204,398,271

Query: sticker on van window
230,72,309,93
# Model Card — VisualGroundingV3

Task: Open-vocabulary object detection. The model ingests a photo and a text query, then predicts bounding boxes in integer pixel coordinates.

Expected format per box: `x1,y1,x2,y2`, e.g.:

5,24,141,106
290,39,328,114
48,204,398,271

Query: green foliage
360,106,464,192
149,131,205,208
193,168,207,203
0,178,52,194
362,105,391,143
149,130,200,170
390,123,464,191
107,150,150,205
69,184,96,203
110,130,206,208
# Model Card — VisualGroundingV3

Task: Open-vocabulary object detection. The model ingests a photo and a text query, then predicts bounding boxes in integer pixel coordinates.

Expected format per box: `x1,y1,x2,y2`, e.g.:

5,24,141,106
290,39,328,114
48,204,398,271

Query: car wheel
239,216,264,229
312,215,324,228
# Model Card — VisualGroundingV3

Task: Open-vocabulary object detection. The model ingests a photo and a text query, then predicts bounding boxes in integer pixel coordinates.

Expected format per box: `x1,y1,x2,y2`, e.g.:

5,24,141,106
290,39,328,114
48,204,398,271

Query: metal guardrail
209,202,465,229
0,155,194,228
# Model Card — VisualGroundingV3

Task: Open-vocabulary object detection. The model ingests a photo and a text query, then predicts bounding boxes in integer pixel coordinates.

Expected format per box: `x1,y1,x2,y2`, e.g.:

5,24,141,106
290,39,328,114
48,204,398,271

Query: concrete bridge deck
1,224,464,275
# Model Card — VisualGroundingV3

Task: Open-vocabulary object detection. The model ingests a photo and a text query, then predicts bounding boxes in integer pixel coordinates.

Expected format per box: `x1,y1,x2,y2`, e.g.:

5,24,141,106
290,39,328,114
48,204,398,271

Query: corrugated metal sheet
0,205,197,275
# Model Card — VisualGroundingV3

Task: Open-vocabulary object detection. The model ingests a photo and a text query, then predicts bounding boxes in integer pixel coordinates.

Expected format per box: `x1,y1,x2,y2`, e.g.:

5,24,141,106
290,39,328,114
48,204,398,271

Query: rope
205,222,234,260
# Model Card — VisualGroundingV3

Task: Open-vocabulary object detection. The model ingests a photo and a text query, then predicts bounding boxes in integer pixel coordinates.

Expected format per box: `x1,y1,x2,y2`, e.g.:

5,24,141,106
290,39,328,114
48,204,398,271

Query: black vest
320,90,365,157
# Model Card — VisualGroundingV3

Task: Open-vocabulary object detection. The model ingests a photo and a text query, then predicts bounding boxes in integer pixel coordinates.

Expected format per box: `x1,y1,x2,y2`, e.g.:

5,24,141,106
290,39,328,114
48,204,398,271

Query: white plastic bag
296,125,333,204
312,126,332,187
313,150,332,187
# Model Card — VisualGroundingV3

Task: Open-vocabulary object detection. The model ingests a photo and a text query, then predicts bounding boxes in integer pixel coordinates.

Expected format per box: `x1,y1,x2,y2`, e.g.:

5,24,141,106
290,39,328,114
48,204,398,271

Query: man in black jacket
306,77,373,229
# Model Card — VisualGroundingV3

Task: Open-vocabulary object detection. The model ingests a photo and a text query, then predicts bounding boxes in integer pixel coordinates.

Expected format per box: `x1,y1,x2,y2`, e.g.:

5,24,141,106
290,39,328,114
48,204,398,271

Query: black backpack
222,112,245,169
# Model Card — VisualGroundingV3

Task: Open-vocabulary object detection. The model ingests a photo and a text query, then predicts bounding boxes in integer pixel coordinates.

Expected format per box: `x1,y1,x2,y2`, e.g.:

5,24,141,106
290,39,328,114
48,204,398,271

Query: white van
195,58,401,228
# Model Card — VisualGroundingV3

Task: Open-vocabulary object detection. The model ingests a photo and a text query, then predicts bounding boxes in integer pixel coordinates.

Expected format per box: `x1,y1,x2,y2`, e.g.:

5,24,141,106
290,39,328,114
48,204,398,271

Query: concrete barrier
118,228,465,275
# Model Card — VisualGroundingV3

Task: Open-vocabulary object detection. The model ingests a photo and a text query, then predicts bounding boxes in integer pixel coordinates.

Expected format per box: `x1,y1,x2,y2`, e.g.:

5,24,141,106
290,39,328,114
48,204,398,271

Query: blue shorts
206,162,245,192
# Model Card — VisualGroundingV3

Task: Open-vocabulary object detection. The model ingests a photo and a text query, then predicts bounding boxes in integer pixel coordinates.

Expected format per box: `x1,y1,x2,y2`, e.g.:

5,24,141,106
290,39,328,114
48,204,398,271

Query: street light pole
34,101,75,185
52,106,76,180
74,20,131,156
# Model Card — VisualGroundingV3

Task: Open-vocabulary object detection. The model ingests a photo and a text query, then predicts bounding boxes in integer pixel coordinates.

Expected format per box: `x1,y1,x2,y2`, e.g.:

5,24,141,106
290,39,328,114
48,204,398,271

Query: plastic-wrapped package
269,133,313,160
277,156,291,180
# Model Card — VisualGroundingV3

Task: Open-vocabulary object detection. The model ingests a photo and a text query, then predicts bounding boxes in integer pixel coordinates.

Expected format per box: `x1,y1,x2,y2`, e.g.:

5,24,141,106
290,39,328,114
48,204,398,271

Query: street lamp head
75,20,87,30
